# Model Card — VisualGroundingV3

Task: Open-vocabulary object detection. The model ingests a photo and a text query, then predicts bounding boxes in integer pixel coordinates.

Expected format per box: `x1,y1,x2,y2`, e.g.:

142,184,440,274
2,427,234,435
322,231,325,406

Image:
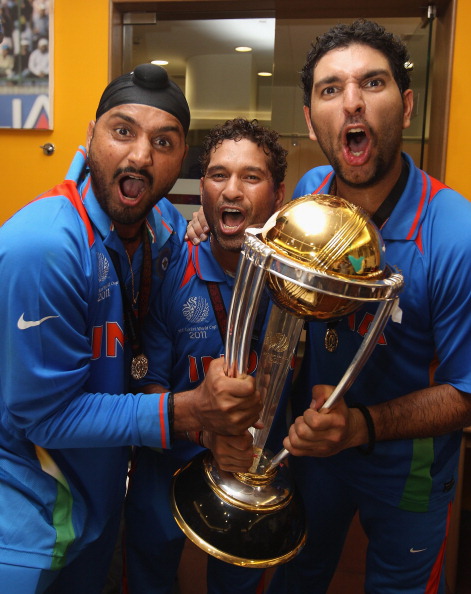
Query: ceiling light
258,72,272,77
235,46,252,52
151,60,169,65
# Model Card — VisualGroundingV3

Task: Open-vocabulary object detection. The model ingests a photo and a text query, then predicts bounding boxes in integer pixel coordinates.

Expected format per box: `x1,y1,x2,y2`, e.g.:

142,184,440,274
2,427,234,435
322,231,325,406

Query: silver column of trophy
171,194,404,568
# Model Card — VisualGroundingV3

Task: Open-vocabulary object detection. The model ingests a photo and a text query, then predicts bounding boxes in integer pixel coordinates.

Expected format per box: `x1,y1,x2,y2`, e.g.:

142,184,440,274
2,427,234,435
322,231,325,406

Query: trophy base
171,451,306,568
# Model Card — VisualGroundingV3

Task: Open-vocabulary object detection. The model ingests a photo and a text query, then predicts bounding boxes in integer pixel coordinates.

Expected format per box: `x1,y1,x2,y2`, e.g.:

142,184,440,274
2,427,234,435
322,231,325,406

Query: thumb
311,384,336,410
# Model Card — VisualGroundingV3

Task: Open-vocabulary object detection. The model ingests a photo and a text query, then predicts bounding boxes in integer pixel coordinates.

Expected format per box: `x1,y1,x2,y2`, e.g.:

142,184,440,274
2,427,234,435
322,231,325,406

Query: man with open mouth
124,118,290,594
0,66,261,594
185,19,471,594
266,18,471,594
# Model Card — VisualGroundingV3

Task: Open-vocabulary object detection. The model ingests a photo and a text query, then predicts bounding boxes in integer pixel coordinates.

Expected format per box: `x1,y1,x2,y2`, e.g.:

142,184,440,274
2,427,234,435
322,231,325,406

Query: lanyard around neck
106,227,152,357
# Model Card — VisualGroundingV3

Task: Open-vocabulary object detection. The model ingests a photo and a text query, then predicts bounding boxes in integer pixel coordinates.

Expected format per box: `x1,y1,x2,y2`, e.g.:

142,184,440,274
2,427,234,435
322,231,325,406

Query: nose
222,174,243,200
127,136,153,169
343,83,365,116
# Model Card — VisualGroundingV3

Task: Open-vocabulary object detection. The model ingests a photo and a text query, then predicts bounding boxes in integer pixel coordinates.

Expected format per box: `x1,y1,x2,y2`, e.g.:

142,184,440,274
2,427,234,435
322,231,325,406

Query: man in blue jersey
124,118,288,594
0,65,261,594
266,19,471,594
187,20,471,594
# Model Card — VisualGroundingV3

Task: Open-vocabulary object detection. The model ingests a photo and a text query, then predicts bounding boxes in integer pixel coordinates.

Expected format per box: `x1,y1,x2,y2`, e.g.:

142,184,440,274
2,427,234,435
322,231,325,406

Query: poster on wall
0,0,53,129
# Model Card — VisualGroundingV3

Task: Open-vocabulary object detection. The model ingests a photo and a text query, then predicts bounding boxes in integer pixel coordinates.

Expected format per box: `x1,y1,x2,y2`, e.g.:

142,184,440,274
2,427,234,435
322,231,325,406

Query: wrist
167,392,174,443
172,388,201,434
185,430,206,447
350,403,376,455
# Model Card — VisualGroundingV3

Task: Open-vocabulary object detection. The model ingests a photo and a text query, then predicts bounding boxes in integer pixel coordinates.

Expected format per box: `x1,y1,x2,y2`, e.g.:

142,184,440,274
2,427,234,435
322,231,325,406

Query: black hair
199,118,287,190
301,19,412,107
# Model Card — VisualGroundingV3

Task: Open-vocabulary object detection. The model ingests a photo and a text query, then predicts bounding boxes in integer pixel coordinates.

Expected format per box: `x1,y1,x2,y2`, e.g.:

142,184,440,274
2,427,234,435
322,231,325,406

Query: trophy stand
172,195,404,568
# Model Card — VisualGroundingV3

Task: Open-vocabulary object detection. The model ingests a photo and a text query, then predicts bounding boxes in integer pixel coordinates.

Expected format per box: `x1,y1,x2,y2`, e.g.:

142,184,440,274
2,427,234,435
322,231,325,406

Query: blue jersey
140,236,290,458
292,153,471,511
125,236,293,594
0,147,185,571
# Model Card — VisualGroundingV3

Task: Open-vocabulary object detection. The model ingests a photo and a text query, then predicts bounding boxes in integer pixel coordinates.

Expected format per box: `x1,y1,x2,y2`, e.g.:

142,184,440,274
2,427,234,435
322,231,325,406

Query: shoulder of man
293,165,334,200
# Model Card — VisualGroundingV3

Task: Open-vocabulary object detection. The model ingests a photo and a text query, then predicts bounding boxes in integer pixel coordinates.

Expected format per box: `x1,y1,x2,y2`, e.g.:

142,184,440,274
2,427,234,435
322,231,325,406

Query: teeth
223,208,240,213
349,128,364,134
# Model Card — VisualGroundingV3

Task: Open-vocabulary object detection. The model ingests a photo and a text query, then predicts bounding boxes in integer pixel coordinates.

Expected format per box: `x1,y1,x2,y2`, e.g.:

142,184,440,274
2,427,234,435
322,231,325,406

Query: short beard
311,110,404,191
88,144,167,226
332,153,393,190
211,228,243,253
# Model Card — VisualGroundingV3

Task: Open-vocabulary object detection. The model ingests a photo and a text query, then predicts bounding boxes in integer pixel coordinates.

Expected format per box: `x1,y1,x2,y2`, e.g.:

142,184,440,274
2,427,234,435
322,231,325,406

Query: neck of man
209,234,240,275
334,153,404,218
114,221,144,259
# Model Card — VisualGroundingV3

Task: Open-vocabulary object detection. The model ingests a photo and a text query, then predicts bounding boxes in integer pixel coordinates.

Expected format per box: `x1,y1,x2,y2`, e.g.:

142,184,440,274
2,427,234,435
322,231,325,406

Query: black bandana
96,63,190,135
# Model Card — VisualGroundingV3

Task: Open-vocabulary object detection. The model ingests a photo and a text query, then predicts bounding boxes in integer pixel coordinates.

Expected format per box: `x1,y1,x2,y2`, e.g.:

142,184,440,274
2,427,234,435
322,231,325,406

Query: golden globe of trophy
171,194,404,567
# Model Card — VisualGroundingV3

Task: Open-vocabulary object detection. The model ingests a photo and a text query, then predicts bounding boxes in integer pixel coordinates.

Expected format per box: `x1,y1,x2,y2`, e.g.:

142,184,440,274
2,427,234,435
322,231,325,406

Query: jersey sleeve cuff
136,391,173,449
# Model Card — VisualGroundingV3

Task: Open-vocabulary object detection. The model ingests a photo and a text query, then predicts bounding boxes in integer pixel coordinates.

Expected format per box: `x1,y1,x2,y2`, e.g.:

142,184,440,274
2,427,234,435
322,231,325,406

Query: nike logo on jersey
409,547,427,553
17,313,59,330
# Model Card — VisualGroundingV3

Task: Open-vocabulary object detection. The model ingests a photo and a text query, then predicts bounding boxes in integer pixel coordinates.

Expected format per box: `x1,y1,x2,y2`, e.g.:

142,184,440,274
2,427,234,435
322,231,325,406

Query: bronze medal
324,326,339,352
131,353,149,380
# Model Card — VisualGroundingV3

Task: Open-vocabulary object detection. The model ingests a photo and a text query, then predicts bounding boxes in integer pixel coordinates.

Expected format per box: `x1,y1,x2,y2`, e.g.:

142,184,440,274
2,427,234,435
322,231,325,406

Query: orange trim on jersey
161,218,172,234
407,173,448,250
425,500,452,593
82,176,91,199
405,172,447,242
429,176,448,198
77,146,87,160
415,225,424,253
428,353,439,386
179,242,197,288
312,171,334,195
145,219,157,244
36,180,95,248
159,393,169,449
406,171,428,240
194,243,202,277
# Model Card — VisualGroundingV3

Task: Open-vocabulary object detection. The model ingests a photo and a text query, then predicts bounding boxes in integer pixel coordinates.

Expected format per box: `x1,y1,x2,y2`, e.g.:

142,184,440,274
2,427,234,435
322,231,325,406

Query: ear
86,120,96,151
401,89,414,130
199,177,204,204
303,105,317,141
274,182,286,210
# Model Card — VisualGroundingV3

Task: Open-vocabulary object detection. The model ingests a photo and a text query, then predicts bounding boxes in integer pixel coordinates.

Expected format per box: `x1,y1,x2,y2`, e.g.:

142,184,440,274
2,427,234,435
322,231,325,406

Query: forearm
285,383,471,458
369,384,471,442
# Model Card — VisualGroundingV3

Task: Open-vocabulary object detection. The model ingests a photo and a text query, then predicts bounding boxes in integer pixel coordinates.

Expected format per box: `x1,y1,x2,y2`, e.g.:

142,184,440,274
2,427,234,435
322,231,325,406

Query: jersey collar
190,236,235,284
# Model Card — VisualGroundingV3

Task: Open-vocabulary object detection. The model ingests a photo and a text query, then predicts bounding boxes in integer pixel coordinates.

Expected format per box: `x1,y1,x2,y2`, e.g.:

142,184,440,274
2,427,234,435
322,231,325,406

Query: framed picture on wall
0,0,53,129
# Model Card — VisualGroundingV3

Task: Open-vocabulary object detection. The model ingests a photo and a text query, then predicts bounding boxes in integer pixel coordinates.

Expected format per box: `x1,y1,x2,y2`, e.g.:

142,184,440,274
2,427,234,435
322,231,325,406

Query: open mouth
346,128,369,157
221,208,245,229
119,175,147,200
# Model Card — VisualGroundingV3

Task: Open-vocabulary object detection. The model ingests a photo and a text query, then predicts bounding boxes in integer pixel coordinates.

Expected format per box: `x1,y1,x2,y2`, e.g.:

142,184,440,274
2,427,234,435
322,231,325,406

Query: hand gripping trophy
171,194,404,568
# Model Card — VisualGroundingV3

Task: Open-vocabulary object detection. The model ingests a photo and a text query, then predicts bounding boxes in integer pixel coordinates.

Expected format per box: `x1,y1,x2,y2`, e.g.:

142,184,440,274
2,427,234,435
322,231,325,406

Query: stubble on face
310,106,405,190
308,45,409,191
87,135,176,227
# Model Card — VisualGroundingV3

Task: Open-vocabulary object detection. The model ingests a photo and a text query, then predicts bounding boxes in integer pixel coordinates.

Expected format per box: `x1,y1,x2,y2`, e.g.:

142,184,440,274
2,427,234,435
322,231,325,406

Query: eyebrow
206,165,268,175
314,68,392,89
108,112,181,134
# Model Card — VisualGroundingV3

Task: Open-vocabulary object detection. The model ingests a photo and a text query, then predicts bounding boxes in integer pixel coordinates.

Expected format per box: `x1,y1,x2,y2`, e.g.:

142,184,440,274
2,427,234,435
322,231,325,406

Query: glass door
121,12,435,209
